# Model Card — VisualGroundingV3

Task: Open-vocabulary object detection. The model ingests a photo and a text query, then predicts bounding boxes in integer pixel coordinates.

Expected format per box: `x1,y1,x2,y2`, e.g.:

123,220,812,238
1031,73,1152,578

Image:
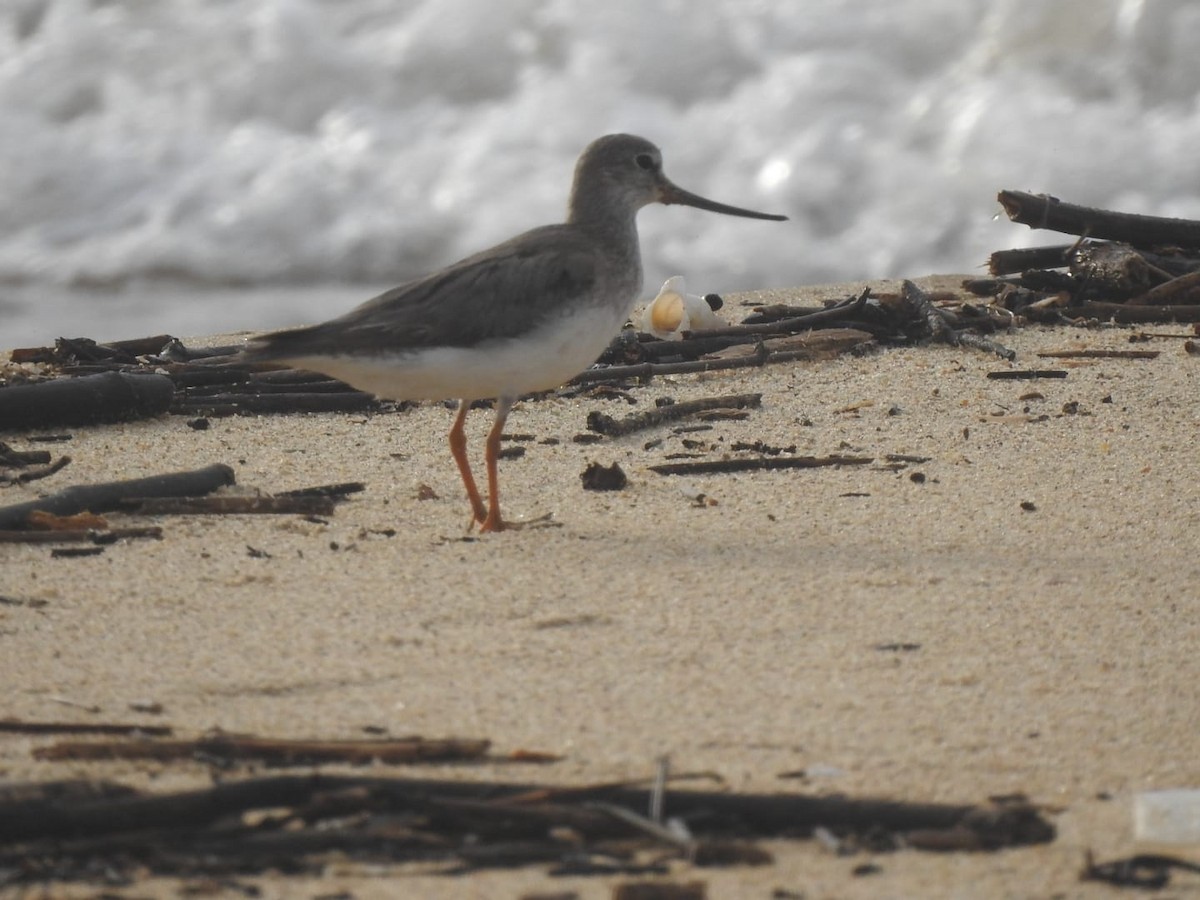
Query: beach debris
649,455,872,477
587,393,761,437
966,191,1200,324
639,276,726,340
580,461,628,491
0,463,235,530
1135,789,1200,853
33,732,495,767
985,370,1068,380
0,371,174,430
0,770,1056,885
613,881,708,899
1035,348,1159,360
0,719,173,737
1080,850,1200,890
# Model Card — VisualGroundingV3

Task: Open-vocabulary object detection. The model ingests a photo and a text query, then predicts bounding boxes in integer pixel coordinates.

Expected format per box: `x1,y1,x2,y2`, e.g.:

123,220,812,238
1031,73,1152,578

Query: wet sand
2,276,1198,898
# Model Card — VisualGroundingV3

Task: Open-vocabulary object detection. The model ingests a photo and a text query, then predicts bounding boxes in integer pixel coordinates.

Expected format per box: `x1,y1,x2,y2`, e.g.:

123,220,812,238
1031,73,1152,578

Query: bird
243,134,787,532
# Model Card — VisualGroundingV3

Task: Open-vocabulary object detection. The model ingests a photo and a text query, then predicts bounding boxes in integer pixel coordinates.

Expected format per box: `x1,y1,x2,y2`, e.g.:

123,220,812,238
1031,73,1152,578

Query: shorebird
244,134,787,531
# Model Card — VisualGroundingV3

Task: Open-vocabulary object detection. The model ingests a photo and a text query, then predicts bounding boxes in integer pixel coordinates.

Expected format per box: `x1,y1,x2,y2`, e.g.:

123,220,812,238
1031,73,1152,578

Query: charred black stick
276,482,366,499
1036,349,1160,359
5,455,71,484
0,463,235,529
697,288,871,338
34,735,492,767
124,495,336,516
985,370,1068,380
988,245,1076,275
0,372,175,431
997,190,1200,248
588,394,762,437
0,720,172,737
0,526,163,544
903,281,1015,359
0,773,1055,849
650,455,873,476
0,443,53,467
1126,269,1200,306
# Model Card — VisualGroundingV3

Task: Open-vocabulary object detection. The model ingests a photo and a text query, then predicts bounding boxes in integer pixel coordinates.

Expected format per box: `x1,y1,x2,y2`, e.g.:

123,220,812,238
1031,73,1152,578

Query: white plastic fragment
639,275,726,340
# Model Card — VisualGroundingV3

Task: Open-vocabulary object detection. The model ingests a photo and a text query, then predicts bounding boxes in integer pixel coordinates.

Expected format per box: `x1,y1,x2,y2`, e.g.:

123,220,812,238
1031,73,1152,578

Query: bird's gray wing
249,225,598,359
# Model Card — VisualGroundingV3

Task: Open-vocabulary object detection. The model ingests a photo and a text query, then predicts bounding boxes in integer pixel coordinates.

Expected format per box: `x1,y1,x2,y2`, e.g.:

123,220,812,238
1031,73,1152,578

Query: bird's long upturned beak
658,179,787,221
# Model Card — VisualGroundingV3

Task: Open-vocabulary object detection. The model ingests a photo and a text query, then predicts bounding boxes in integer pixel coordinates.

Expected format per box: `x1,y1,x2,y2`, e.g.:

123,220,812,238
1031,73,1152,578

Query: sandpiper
244,134,787,531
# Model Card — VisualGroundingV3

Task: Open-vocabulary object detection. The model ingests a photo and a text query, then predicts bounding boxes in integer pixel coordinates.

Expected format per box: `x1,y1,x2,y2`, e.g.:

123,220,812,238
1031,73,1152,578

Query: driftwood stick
902,281,1016,359
1036,349,1160,360
649,455,873,476
0,444,52,467
0,526,163,544
34,735,491,767
985,370,1068,380
1073,301,1200,323
2,455,71,485
0,720,172,737
588,394,762,437
997,190,1200,248
0,773,1056,849
1126,269,1200,306
0,463,235,530
0,372,175,431
124,495,336,516
699,288,871,338
988,245,1075,275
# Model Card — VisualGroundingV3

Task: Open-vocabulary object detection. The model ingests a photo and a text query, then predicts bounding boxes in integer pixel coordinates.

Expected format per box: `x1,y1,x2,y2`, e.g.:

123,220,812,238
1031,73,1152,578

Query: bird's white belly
283,303,630,401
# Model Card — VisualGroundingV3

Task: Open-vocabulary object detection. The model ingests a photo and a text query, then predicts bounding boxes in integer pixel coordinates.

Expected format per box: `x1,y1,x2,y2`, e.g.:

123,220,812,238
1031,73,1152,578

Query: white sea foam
3,0,1200,345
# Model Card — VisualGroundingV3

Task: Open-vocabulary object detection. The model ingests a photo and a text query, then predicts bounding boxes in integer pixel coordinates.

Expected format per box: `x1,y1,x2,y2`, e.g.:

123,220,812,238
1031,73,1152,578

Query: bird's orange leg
479,396,514,533
448,400,488,525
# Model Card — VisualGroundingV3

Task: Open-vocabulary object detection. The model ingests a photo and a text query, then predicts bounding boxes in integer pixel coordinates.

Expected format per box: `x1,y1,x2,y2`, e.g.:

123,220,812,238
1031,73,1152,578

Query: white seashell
639,276,725,340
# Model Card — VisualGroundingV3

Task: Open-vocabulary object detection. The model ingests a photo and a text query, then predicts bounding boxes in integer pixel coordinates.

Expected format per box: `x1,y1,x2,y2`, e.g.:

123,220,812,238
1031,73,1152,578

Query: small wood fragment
0,720,172,737
650,455,872,476
985,370,1068,380
34,734,492,766
587,394,761,437
1126,269,1200,306
126,495,337,516
1035,349,1159,359
0,526,163,545
0,463,235,530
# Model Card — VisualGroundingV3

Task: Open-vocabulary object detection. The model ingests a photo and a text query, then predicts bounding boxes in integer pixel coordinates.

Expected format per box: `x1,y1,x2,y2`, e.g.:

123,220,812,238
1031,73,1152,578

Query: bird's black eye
634,153,656,171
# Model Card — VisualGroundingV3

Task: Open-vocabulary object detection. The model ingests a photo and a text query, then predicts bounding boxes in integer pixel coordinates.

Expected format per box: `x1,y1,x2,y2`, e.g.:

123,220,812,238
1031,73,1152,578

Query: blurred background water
2,0,1199,345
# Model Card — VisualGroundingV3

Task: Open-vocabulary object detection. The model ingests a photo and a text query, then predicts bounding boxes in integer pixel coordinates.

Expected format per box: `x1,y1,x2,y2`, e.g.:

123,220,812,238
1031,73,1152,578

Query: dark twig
0,526,163,544
649,455,873,476
0,372,175,430
0,720,172,737
998,190,1200,248
985,370,1068,380
3,455,71,485
988,245,1075,275
1073,301,1200,323
123,495,337,517
34,734,492,767
587,394,762,437
902,281,1016,359
0,773,1055,860
1035,349,1159,359
0,463,235,530
1126,269,1200,306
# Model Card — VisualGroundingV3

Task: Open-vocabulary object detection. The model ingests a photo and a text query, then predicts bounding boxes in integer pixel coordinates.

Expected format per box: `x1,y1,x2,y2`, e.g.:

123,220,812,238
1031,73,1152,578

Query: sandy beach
2,276,1198,898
